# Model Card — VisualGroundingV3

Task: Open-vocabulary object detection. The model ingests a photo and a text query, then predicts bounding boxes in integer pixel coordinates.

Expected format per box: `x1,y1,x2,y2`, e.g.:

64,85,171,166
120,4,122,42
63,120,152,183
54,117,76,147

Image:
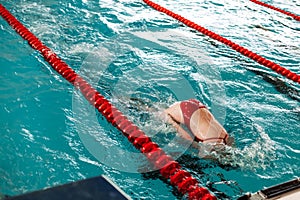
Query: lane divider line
143,0,300,84
0,4,216,200
249,0,300,21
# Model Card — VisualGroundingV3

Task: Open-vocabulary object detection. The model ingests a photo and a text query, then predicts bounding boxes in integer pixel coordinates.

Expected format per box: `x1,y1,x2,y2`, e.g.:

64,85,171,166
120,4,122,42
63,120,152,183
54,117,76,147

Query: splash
112,94,277,172
206,124,276,171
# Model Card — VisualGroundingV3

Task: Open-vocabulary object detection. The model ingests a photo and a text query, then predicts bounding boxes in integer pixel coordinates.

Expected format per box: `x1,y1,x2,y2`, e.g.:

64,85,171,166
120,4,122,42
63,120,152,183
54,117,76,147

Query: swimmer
161,99,234,146
123,97,234,147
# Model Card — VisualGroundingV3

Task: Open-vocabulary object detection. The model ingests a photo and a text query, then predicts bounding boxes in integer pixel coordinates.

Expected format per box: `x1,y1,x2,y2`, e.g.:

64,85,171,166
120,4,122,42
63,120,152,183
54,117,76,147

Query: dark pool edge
2,175,132,200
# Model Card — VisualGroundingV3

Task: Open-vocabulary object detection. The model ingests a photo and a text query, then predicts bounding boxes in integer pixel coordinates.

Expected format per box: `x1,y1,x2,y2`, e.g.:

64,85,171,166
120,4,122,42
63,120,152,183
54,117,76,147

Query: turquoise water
0,0,299,199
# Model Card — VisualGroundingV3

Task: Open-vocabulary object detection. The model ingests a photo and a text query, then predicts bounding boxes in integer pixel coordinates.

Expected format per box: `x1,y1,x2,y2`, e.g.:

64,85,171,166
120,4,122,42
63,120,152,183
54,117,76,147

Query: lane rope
249,0,300,21
0,4,217,200
142,0,300,84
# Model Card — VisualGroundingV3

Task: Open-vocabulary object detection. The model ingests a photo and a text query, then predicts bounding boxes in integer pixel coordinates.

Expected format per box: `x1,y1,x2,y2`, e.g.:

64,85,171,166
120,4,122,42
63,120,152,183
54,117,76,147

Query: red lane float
250,0,300,21
143,0,300,84
0,4,217,200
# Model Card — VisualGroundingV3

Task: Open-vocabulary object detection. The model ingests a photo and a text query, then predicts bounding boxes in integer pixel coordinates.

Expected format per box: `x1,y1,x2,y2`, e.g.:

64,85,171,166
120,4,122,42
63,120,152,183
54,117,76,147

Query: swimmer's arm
173,122,193,141
162,112,205,152
163,102,185,124
160,111,193,142
160,111,220,158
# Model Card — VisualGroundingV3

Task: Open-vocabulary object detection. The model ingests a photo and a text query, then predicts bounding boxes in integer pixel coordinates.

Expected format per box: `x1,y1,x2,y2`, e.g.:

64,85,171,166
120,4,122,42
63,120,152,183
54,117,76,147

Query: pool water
0,0,299,199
